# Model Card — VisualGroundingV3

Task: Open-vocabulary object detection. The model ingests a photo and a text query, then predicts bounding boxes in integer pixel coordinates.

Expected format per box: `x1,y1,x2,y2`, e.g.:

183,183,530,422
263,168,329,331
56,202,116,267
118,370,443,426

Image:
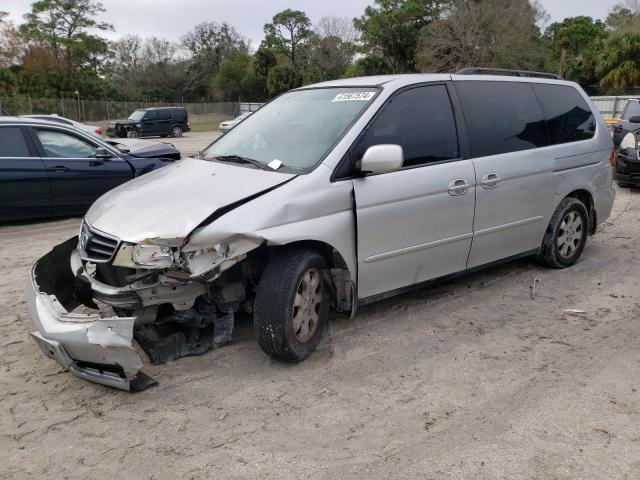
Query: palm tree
596,32,640,94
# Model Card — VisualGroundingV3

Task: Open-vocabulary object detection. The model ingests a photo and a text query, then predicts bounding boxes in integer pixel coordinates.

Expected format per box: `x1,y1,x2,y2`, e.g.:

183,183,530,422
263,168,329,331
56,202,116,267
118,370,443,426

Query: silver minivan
27,70,615,390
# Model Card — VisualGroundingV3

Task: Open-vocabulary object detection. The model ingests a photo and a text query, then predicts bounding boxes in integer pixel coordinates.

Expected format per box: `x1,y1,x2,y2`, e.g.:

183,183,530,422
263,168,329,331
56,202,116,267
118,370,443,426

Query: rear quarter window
456,81,549,158
0,127,31,157
532,84,596,144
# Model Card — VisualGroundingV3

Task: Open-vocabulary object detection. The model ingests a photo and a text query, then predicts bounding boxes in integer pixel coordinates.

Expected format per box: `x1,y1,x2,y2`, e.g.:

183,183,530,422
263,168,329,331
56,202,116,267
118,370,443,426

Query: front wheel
254,248,329,361
537,197,589,268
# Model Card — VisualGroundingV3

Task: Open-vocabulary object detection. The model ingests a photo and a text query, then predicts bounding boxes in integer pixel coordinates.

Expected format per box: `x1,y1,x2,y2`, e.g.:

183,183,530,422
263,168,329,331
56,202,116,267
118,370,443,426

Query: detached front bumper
26,237,154,391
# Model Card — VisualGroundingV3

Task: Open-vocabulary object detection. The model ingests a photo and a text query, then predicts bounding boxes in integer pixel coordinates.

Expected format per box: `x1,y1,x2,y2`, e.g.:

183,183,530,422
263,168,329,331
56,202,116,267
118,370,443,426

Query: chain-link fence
0,96,240,123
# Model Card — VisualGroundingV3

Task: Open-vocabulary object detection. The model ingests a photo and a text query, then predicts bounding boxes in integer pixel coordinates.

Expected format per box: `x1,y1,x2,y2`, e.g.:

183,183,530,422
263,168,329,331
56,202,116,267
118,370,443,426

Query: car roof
302,73,578,90
0,116,79,127
137,106,186,111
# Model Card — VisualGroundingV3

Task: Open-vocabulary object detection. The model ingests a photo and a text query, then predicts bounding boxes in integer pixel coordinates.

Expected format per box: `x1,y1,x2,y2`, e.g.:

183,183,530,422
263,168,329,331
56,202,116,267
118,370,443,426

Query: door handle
49,165,70,173
448,179,470,196
481,173,502,189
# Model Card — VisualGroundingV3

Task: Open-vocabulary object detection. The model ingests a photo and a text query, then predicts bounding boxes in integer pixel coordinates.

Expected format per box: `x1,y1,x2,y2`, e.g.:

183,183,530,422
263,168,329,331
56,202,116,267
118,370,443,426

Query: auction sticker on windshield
332,92,376,102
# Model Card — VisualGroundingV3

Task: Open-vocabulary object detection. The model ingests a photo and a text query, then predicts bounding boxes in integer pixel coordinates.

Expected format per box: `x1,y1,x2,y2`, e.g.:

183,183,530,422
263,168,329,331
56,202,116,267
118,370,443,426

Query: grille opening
81,223,119,263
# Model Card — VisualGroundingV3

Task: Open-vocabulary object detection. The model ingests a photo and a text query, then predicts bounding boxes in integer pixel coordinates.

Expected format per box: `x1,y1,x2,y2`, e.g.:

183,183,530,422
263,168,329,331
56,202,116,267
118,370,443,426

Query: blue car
0,117,180,222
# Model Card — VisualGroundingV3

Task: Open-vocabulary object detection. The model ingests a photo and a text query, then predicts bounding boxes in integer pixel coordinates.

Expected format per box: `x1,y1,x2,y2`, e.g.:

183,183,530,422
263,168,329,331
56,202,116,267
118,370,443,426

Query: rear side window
157,109,171,120
456,81,549,158
171,108,185,120
532,84,596,144
0,127,31,157
352,85,459,168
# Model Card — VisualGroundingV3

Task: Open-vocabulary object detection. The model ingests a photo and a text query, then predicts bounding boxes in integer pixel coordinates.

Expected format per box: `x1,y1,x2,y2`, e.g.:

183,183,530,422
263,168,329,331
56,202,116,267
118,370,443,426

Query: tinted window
171,108,186,120
144,110,158,120
0,127,31,157
352,85,459,168
623,101,640,120
457,81,548,158
36,130,97,158
532,84,596,144
157,109,172,120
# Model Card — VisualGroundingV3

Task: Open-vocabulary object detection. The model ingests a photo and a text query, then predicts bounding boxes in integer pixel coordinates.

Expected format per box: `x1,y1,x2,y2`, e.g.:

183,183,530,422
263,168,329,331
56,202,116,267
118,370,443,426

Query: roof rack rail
455,67,562,80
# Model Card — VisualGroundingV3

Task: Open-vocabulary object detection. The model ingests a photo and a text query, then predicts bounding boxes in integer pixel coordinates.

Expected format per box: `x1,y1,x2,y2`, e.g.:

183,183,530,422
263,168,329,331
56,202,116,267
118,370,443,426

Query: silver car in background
26,70,615,390
219,112,252,133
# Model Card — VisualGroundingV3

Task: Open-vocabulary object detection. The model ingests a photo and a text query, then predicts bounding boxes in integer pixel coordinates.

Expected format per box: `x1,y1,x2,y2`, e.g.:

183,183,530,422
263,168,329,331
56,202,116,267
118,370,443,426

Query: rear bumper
26,237,152,391
614,172,640,185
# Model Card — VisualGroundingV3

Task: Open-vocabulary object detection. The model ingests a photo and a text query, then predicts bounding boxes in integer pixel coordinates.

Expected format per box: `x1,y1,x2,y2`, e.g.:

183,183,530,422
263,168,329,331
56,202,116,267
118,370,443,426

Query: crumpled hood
85,158,296,244
105,138,180,159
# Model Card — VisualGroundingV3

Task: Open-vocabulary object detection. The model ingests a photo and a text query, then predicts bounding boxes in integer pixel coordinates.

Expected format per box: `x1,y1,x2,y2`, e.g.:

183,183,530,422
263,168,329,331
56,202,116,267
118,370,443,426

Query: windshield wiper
214,154,273,171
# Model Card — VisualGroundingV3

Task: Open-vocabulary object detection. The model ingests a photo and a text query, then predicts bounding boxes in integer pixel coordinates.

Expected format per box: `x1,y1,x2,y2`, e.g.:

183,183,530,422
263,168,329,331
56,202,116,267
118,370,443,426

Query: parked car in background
23,114,103,137
614,116,640,187
612,99,640,147
26,70,614,390
219,112,252,133
106,107,190,139
0,117,179,222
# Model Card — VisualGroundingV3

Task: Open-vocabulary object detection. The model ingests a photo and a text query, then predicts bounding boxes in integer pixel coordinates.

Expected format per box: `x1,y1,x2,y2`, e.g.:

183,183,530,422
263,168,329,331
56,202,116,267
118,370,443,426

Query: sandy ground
1,186,640,479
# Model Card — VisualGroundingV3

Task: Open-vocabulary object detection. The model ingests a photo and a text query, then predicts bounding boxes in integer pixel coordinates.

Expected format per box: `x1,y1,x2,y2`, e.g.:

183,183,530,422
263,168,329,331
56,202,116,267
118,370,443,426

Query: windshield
202,87,378,170
128,110,146,121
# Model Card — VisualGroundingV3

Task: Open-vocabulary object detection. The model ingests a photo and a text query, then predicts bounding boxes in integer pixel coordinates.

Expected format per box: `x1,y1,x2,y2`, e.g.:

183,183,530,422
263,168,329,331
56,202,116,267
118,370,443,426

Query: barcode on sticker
332,92,375,102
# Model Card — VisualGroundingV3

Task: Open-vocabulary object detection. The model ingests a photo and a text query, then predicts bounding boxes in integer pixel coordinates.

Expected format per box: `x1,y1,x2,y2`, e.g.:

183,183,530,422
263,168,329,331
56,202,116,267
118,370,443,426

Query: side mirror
360,144,404,174
629,116,640,124
94,147,114,160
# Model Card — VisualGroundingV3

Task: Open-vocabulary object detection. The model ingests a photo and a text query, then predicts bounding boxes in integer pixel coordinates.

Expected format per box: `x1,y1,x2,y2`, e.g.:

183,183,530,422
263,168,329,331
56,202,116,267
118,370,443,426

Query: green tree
418,0,545,73
263,9,311,67
212,53,251,101
266,64,298,96
345,55,393,77
182,22,247,98
21,0,112,76
543,16,606,77
596,32,640,94
354,0,452,73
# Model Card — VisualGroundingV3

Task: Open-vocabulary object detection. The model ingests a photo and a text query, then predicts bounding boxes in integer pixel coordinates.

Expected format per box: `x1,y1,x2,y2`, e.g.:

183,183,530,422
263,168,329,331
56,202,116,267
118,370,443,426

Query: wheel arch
266,239,354,313
565,189,596,234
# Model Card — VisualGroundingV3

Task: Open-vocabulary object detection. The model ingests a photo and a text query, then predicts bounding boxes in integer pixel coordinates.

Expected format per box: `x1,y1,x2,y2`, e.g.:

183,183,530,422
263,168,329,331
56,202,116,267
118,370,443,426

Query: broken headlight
132,244,175,268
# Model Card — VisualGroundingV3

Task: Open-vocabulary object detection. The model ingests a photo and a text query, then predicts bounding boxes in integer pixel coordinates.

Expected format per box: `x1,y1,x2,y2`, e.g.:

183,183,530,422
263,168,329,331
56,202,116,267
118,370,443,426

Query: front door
352,84,476,300
454,80,554,268
141,110,159,136
33,128,133,215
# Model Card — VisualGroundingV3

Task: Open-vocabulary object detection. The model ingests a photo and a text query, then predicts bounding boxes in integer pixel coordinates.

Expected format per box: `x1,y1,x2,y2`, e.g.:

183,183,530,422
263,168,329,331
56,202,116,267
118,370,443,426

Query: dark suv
106,107,190,139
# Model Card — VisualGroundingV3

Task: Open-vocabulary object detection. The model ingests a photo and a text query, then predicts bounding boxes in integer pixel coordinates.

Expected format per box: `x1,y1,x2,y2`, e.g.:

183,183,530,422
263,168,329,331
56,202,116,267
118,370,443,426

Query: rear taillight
609,148,617,167
95,128,102,136
187,114,190,126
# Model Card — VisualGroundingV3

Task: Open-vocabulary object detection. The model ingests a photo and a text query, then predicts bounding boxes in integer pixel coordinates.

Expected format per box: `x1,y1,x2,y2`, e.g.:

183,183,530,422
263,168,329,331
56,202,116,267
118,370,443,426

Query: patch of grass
189,122,221,133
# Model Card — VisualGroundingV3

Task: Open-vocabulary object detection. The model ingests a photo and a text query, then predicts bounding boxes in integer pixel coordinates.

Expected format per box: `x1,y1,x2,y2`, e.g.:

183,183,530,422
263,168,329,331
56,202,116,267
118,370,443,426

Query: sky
0,0,622,46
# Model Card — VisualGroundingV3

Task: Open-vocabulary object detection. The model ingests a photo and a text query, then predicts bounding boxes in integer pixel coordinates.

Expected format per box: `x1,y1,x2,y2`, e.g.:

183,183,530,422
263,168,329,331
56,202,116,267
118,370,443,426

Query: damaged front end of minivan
27,221,274,391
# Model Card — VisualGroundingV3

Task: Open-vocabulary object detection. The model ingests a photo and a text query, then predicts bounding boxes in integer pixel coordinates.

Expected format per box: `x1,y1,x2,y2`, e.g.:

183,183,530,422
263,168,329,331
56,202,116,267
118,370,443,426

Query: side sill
357,248,540,307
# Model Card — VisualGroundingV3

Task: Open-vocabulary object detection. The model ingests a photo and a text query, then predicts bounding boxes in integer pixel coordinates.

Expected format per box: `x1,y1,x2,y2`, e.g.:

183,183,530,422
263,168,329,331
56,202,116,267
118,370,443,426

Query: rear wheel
537,197,589,268
254,248,329,361
171,126,183,138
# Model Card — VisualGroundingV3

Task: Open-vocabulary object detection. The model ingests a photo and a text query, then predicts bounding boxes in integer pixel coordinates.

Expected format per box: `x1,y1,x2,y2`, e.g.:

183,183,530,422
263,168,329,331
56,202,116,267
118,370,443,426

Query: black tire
171,125,183,138
537,197,589,268
254,248,330,362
